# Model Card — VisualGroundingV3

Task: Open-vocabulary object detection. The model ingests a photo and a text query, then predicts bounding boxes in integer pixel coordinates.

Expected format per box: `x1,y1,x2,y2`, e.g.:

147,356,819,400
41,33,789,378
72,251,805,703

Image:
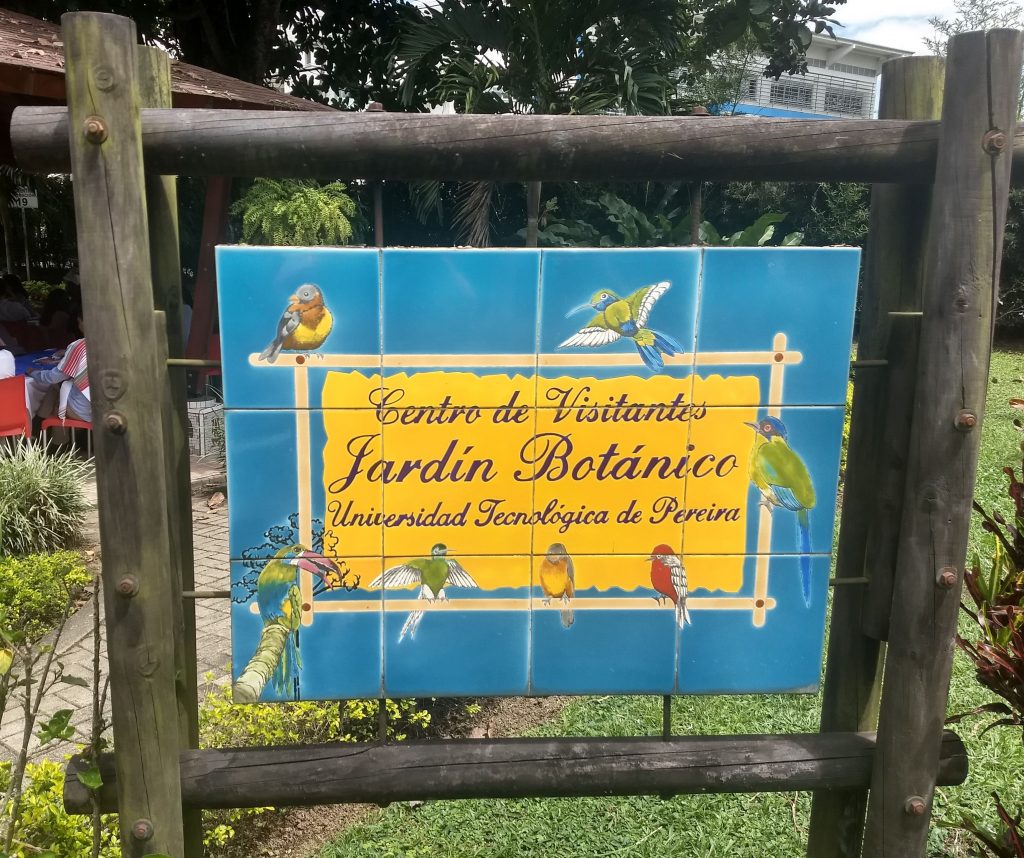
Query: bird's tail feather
797,508,812,606
259,338,283,364
635,341,664,371
560,594,574,628
676,601,690,628
652,329,684,356
399,610,424,642
275,632,299,695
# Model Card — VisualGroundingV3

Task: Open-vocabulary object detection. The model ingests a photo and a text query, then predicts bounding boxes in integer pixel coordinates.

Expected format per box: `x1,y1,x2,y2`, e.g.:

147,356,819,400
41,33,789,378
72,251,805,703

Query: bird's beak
565,302,593,319
288,294,298,303
290,550,341,580
744,421,760,432
646,555,656,562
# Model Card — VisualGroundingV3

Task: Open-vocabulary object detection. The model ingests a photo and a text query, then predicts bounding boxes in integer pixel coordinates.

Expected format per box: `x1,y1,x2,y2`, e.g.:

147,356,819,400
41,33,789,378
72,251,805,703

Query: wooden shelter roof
0,6,332,111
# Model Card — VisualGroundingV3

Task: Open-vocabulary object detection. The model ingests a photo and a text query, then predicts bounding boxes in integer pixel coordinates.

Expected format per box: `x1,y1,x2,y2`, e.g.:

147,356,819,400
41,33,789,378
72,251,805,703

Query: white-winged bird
260,283,333,363
371,544,479,641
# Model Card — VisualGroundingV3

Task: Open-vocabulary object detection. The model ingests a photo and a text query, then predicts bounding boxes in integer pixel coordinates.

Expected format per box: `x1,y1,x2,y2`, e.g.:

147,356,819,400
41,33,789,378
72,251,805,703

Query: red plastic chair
41,415,93,457
0,376,31,439
196,333,221,395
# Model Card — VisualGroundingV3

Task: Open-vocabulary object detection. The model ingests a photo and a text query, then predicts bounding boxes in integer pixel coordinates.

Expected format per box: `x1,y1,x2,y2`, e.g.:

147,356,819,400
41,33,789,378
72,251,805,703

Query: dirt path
217,696,570,858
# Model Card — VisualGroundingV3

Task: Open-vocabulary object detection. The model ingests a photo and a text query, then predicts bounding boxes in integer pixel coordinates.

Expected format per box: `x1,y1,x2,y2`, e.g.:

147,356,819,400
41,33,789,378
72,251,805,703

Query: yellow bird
539,543,575,628
260,283,334,363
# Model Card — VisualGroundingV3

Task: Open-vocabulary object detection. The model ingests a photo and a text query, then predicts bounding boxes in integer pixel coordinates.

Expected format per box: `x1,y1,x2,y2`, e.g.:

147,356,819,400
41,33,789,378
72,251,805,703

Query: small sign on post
9,188,38,209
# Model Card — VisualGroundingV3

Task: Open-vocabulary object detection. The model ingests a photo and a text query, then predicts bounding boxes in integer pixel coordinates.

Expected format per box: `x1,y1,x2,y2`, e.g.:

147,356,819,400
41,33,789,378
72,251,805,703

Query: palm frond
453,181,494,248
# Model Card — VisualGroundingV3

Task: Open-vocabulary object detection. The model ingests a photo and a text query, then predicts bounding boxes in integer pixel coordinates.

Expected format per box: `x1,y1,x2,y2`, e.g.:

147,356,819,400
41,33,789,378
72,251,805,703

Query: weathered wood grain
862,29,1024,857
12,105,1024,183
137,45,202,858
62,12,185,855
807,55,943,858
63,731,969,814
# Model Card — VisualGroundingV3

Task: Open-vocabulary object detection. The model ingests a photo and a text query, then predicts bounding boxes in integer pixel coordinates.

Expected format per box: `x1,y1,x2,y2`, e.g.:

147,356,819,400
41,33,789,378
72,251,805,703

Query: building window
807,58,827,69
769,80,813,109
831,61,878,77
823,87,865,116
744,77,759,99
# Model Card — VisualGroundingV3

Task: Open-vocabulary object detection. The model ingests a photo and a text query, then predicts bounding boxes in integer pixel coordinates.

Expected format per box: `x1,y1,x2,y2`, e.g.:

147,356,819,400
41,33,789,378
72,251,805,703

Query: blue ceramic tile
694,248,859,406
228,409,384,560
683,406,845,558
217,246,381,409
677,555,830,693
381,249,541,408
539,248,700,381
230,558,383,701
530,553,678,694
381,554,530,696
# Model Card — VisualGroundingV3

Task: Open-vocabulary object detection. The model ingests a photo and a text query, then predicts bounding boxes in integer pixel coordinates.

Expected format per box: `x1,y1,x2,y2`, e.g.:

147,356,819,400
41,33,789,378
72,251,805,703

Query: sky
834,0,960,53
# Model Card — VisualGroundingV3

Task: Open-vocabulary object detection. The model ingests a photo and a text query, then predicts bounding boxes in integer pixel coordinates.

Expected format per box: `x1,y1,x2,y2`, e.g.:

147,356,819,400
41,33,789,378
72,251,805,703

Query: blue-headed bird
559,281,682,371
259,283,333,363
254,544,342,697
746,417,816,606
371,544,479,642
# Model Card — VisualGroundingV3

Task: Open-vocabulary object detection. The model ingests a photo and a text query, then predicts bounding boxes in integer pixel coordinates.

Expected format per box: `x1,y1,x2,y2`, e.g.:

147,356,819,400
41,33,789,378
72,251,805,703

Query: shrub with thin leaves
0,439,91,556
232,178,358,246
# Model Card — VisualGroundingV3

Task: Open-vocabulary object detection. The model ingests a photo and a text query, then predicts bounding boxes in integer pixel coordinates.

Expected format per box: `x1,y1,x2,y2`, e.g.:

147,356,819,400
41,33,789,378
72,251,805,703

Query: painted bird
648,544,690,629
559,281,683,372
746,416,816,606
371,544,479,642
539,543,575,628
255,544,343,697
259,283,333,363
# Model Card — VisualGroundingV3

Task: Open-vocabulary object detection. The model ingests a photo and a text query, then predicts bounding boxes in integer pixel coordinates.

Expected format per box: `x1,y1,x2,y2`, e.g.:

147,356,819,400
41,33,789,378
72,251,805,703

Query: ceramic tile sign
217,246,859,702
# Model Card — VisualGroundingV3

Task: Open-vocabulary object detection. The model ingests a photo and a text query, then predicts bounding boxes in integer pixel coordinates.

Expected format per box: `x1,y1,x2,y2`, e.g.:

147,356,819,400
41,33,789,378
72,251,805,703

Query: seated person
24,314,90,423
0,276,32,322
0,336,13,380
40,288,73,336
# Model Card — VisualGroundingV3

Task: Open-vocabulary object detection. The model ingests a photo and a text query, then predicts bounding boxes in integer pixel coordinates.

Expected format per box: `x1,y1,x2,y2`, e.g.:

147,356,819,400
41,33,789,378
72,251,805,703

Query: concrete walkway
0,458,231,762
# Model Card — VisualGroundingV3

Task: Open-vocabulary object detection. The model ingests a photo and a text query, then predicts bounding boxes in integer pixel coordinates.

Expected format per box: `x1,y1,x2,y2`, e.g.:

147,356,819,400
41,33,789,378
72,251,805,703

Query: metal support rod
168,358,221,367
661,696,672,740
182,590,231,599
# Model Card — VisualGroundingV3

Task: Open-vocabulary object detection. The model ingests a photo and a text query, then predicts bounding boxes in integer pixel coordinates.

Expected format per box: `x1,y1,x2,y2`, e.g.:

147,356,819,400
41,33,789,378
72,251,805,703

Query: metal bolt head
954,410,977,431
937,567,958,589
116,575,139,598
983,129,1007,154
104,412,127,434
904,795,928,816
83,115,107,144
368,101,384,112
130,818,153,841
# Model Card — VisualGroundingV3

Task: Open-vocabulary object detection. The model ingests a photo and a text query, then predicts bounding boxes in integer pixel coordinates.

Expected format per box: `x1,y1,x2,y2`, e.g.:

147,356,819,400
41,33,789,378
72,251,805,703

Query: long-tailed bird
648,544,690,629
746,416,816,606
539,542,575,628
259,283,333,363
254,545,343,697
371,544,478,641
559,281,682,371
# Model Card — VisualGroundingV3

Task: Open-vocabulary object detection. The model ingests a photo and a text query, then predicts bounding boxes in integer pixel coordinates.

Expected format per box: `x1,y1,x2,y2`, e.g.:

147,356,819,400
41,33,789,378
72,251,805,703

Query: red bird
648,544,691,629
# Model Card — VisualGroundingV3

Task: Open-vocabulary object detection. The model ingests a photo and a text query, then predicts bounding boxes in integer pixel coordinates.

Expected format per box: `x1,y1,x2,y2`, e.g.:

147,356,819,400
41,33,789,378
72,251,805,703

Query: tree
925,0,1024,55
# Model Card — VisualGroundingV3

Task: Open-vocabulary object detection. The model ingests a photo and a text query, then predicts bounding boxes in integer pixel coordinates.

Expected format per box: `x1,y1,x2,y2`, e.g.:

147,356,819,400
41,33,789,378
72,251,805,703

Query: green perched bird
371,544,478,641
746,417,816,606
559,280,683,371
250,544,342,698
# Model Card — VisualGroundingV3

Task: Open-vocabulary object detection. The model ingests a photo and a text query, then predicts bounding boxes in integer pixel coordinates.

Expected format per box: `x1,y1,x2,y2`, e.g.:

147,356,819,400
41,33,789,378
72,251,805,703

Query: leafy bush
0,438,92,556
0,552,89,641
20,280,59,306
951,461,1024,855
232,179,359,246
0,760,119,858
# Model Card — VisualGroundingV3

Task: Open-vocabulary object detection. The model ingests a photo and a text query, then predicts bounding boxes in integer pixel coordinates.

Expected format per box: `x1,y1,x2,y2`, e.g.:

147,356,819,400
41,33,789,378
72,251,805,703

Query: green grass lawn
318,349,1024,858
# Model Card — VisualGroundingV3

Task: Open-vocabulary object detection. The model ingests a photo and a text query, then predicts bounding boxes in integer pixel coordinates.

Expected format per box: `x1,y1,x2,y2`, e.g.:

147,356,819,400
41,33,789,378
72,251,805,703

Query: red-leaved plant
948,461,1024,856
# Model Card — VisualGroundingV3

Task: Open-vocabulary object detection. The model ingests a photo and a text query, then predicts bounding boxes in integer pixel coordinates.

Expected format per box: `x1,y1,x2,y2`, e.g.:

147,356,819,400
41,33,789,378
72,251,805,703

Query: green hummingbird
371,544,479,641
560,280,683,371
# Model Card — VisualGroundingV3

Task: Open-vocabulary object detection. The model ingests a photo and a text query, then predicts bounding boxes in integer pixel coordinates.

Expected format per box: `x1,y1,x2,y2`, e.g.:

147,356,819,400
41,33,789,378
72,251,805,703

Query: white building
730,34,911,119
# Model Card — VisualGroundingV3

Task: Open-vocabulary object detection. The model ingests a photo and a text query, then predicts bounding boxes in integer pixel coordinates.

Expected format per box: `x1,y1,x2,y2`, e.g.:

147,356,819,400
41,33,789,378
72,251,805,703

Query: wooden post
806,55,944,858
862,28,1023,857
62,12,185,856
